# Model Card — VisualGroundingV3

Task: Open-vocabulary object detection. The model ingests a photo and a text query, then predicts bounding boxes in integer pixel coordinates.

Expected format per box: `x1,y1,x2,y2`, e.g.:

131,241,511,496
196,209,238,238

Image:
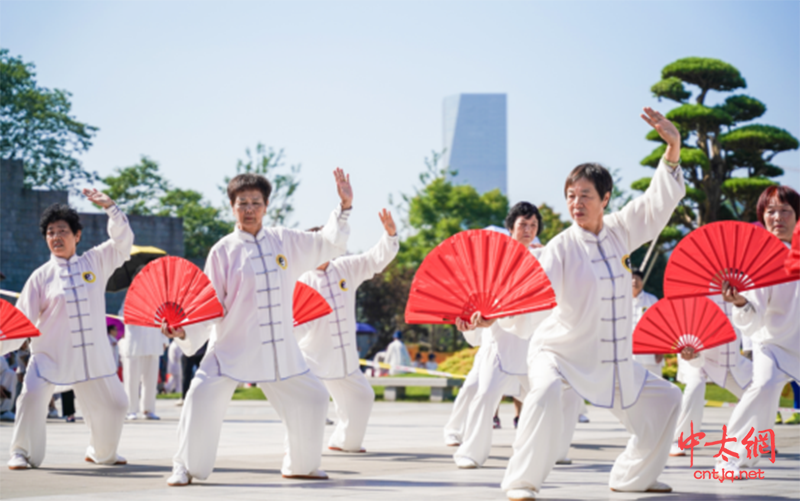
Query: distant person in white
5,191,133,470
464,109,685,500
165,341,183,394
295,209,399,453
630,269,662,377
161,169,353,486
0,356,17,422
119,302,168,420
426,353,438,371
717,185,799,476
385,332,411,376
443,327,489,447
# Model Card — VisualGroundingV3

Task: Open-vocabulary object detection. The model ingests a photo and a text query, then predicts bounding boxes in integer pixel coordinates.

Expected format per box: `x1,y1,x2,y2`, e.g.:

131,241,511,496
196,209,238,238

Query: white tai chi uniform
296,231,399,452
631,291,663,377
720,263,799,470
172,204,351,480
165,341,183,394
498,158,685,496
119,321,167,415
443,331,488,445
4,205,132,466
385,338,411,375
454,323,533,466
673,296,752,444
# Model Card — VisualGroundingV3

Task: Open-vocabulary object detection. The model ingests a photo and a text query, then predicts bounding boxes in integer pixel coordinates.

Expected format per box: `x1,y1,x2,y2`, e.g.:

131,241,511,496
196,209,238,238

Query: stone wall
0,159,184,314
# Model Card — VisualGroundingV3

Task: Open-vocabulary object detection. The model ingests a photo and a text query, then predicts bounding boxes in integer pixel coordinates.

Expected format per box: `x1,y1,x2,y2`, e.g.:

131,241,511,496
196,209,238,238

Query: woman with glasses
6,190,133,470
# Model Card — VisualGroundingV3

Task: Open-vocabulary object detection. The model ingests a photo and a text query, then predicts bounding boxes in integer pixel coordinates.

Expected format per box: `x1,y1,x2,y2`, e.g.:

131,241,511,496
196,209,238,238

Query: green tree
393,150,509,269
103,156,169,215
537,203,570,245
0,49,99,192
157,189,233,259
220,143,301,227
639,57,798,230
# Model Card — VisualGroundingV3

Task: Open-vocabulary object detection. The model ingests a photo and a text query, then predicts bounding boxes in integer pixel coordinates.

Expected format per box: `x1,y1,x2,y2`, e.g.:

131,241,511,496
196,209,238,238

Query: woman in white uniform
670,295,752,455
6,191,133,470
295,209,399,453
718,185,799,475
443,328,489,446
463,108,686,500
162,169,353,486
453,202,582,469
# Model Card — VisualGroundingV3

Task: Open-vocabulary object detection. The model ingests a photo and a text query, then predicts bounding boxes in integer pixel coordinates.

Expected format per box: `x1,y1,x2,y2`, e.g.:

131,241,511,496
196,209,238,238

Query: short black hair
39,203,82,238
631,269,645,280
227,173,272,205
564,163,614,204
107,324,117,334
505,202,543,236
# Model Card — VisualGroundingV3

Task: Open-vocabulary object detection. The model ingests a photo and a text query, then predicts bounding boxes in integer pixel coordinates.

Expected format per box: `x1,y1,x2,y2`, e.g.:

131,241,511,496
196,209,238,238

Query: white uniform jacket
4,205,134,384
733,248,800,382
295,232,399,379
499,159,685,408
176,205,351,382
484,322,529,376
631,291,660,367
677,296,752,388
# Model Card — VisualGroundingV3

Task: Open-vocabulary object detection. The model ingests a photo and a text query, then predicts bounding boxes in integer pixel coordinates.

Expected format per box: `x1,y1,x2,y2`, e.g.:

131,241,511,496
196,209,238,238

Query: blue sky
2,0,798,252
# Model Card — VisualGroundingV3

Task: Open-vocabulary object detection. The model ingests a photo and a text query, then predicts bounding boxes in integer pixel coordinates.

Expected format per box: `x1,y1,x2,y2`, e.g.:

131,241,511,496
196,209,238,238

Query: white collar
50,253,80,267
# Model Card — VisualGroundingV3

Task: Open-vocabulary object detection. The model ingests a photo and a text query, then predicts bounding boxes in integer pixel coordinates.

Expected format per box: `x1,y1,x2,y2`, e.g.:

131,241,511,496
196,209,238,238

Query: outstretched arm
337,209,399,286
84,188,135,279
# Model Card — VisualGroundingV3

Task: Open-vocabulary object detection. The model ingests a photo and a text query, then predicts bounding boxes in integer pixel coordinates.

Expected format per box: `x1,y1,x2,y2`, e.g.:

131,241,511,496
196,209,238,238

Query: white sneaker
507,488,537,500
555,457,572,465
167,464,192,486
669,442,686,456
578,414,590,423
645,481,673,493
715,461,740,478
143,412,160,420
126,413,138,420
282,468,329,479
7,454,28,470
175,400,184,407
0,411,15,421
454,456,478,469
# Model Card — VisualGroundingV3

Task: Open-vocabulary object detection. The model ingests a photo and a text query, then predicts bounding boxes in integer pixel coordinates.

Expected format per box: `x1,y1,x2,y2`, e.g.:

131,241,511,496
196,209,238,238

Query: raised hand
82,188,115,209
378,208,397,236
333,168,353,210
470,311,496,329
640,107,681,163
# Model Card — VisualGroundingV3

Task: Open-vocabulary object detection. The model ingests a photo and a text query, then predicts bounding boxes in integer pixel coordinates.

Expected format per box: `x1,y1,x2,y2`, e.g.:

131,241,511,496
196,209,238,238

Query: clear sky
2,0,798,252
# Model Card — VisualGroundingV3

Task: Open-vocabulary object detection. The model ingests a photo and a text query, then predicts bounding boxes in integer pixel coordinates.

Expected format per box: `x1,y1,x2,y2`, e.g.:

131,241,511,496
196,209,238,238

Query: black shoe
513,416,519,429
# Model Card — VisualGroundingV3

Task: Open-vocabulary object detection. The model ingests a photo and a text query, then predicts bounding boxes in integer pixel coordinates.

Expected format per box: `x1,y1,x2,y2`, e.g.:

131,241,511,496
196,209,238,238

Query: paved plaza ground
0,398,798,500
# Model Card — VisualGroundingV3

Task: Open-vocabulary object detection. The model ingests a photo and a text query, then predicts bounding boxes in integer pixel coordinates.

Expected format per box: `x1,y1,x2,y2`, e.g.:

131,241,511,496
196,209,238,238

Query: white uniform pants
323,371,375,451
122,354,159,414
9,357,128,466
674,370,745,442
641,363,663,379
725,345,794,469
0,367,17,413
443,350,485,444
173,354,329,480
502,354,681,493
454,354,531,466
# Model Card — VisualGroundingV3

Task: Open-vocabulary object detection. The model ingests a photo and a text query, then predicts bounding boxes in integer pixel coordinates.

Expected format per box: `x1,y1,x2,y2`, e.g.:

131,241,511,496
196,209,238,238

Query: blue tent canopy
356,322,377,334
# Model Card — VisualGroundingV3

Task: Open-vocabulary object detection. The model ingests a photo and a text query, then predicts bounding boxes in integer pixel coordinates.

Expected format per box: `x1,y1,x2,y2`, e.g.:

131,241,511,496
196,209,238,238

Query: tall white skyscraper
442,94,507,195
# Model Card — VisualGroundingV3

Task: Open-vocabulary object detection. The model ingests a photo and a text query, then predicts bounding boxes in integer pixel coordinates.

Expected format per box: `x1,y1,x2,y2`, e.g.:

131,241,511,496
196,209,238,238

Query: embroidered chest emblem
621,254,632,273
276,254,288,270
339,278,348,291
82,271,97,283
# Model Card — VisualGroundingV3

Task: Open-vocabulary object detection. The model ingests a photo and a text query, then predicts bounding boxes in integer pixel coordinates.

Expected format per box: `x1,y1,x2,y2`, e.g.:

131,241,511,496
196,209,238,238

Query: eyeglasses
234,202,265,212
46,229,73,239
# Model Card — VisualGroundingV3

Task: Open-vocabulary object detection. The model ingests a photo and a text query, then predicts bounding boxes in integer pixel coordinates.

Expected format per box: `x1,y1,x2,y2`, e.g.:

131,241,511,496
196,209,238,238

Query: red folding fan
293,282,333,327
663,221,795,299
404,229,557,324
124,256,224,330
0,299,41,341
633,296,736,355
786,224,800,277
